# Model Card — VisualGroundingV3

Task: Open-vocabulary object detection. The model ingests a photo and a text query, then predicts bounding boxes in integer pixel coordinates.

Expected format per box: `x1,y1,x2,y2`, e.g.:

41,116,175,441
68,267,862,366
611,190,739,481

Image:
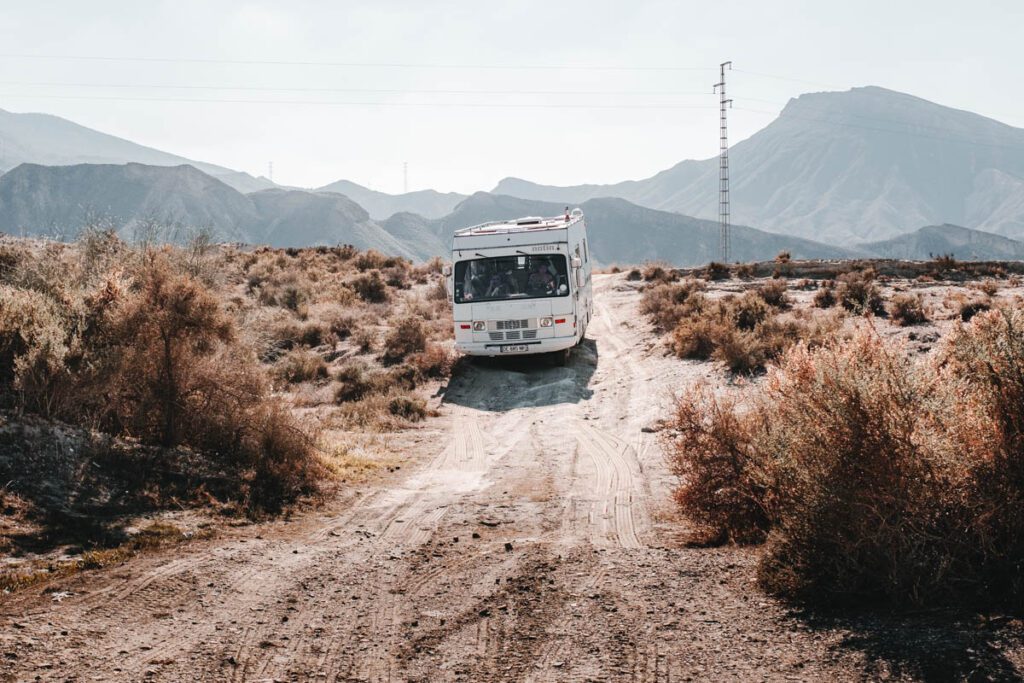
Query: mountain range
0,108,276,194
492,86,1024,245
316,179,466,220
2,85,1024,264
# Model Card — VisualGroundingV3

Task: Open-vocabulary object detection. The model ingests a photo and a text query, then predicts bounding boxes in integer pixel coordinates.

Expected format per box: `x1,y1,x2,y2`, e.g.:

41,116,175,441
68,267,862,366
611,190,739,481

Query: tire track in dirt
0,274,709,683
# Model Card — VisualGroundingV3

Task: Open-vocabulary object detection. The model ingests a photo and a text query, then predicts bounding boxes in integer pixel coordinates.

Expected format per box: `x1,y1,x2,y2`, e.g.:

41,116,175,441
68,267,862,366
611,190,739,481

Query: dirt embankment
2,274,1022,682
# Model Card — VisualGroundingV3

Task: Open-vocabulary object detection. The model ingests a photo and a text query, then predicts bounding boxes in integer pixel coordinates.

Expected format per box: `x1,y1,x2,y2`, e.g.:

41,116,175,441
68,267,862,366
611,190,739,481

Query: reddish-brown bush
888,293,928,326
664,318,1024,606
351,271,390,303
836,270,885,315
381,316,427,364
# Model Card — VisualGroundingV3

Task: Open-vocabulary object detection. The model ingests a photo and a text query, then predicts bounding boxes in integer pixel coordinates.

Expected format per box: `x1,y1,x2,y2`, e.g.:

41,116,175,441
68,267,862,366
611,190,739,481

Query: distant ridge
0,163,418,259
493,87,1024,244
0,107,274,194
861,223,1024,261
317,179,466,220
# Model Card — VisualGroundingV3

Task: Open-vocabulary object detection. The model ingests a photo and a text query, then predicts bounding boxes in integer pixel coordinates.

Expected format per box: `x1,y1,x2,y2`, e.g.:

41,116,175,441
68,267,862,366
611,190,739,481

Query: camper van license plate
500,344,529,353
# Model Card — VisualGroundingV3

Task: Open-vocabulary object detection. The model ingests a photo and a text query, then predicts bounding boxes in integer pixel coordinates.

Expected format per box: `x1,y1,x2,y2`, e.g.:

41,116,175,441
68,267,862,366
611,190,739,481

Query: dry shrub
733,263,756,279
354,250,403,272
626,268,642,282
888,293,928,326
663,292,838,374
309,304,355,341
971,280,1000,297
836,269,885,315
812,285,836,308
352,271,389,303
665,318,1024,607
388,395,427,422
353,327,377,353
0,244,21,281
930,253,958,271
704,261,731,281
642,262,677,283
730,293,771,330
0,285,69,415
407,343,456,379
665,385,769,545
275,349,329,384
92,255,321,509
960,298,991,322
640,279,705,332
334,361,385,403
672,316,726,360
381,316,427,364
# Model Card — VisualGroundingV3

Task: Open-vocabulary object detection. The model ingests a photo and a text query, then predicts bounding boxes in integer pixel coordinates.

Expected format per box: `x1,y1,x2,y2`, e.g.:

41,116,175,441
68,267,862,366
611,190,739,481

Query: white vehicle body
449,209,594,358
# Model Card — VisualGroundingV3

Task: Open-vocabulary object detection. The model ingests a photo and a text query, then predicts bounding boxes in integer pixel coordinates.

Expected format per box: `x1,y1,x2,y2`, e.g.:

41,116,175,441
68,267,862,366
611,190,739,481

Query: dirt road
3,275,1019,682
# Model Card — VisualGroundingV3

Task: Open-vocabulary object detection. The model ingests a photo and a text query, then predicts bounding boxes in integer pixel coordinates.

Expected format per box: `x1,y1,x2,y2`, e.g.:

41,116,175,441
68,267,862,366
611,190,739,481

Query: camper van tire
551,348,571,367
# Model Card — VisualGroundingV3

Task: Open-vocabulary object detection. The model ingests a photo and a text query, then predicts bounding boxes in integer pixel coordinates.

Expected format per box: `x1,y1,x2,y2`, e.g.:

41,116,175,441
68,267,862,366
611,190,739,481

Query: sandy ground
2,274,1023,682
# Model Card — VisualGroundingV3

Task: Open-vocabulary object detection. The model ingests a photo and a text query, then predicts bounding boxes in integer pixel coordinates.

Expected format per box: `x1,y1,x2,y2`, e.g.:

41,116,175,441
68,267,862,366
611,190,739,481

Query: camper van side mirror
442,264,452,277
571,257,583,269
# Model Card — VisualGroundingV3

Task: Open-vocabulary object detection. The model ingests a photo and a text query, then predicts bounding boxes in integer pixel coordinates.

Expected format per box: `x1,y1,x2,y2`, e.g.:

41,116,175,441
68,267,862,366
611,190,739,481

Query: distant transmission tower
713,61,733,263
403,161,408,194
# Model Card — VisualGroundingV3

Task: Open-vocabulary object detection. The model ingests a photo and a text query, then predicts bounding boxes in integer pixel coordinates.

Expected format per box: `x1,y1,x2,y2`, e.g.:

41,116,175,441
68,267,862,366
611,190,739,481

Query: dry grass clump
641,262,677,283
755,279,790,309
381,316,427,364
836,269,886,315
888,292,929,326
733,262,756,279
640,279,706,332
276,349,330,384
664,315,1024,607
647,281,839,374
812,282,837,308
351,270,390,303
626,268,642,282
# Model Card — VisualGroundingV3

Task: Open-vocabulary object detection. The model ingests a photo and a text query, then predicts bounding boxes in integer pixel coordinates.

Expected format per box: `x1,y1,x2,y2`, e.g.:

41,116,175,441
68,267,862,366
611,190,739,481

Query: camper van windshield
454,254,569,304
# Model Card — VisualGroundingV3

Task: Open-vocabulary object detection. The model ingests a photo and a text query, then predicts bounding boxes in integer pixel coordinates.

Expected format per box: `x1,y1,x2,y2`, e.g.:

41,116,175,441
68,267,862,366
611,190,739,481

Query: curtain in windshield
453,254,569,304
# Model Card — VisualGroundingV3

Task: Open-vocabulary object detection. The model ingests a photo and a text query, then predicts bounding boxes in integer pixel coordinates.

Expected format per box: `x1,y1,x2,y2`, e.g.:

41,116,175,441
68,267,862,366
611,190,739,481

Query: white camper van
447,208,593,364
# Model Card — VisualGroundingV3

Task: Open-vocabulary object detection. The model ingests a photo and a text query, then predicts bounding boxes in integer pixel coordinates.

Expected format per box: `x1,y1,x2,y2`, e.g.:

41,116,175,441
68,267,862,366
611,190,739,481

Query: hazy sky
0,1,1021,193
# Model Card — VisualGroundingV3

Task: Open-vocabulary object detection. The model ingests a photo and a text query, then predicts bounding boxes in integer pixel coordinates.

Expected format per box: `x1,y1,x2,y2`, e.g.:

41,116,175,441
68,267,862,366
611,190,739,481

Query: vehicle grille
496,319,530,331
489,332,503,341
523,330,537,339
505,331,521,340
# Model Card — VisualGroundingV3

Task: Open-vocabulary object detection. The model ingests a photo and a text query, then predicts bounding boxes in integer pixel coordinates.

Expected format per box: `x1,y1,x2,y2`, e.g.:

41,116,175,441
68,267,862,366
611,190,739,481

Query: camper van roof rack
454,210,583,237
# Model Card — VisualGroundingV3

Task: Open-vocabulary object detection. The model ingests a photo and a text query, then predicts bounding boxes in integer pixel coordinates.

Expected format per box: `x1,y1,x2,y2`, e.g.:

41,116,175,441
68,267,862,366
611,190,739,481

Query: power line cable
0,91,720,110
0,53,714,72
0,79,714,97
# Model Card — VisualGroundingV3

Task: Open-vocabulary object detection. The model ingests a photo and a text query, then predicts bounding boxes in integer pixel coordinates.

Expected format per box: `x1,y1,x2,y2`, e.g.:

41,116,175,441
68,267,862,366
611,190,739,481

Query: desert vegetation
638,258,1024,608
0,231,452,584
641,276,841,373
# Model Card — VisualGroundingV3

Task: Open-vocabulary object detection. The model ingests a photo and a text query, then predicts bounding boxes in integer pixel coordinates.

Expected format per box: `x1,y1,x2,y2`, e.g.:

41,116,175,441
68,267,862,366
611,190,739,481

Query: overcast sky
0,1,1021,193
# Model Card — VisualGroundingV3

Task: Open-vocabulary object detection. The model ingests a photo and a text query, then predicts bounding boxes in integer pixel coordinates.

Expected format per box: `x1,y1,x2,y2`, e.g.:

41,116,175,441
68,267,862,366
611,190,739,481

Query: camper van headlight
539,317,554,328
472,320,486,332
